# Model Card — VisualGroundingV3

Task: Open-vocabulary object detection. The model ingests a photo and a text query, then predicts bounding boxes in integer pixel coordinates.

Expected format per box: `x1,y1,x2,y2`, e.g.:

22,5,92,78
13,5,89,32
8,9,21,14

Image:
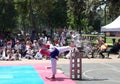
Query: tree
66,0,86,32
85,0,106,33
108,0,120,19
0,0,17,32
48,0,67,28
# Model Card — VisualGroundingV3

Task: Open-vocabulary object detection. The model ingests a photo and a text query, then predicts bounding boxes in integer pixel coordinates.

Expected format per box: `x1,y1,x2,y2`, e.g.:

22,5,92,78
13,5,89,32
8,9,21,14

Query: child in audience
34,50,43,60
25,47,34,59
14,50,22,60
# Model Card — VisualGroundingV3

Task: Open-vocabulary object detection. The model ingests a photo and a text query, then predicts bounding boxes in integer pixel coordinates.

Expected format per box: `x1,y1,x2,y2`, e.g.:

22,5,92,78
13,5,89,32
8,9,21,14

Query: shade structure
101,16,120,32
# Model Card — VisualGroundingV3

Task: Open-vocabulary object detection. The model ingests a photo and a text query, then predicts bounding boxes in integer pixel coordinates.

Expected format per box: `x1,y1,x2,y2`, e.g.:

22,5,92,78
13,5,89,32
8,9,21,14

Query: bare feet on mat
45,76,56,80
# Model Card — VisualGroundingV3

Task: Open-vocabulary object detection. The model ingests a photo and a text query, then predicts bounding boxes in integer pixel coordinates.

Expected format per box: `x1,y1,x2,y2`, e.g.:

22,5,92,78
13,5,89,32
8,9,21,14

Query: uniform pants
51,58,57,75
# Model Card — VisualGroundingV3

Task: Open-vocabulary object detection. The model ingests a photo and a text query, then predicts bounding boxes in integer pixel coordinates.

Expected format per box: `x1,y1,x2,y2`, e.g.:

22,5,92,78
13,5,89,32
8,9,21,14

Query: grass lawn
82,34,120,45
67,34,119,47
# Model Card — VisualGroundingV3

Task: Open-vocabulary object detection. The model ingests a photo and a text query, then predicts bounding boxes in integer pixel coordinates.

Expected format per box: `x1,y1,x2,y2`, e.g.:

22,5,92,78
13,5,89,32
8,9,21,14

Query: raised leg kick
40,44,72,79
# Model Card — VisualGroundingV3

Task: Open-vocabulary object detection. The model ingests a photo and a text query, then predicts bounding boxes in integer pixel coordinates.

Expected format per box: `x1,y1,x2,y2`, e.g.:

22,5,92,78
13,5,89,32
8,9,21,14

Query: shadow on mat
76,78,108,81
46,77,71,81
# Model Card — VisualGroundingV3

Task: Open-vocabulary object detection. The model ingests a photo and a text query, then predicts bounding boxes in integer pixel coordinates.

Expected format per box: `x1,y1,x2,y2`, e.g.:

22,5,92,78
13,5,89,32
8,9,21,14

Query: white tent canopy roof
101,16,120,32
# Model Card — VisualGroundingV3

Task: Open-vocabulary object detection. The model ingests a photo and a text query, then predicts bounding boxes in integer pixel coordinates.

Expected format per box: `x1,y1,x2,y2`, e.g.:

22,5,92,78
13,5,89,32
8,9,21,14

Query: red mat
34,64,76,84
0,63,76,84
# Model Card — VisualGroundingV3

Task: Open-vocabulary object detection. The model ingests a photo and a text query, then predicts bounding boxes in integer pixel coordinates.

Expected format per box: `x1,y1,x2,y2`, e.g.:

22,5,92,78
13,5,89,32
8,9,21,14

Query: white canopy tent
101,16,120,32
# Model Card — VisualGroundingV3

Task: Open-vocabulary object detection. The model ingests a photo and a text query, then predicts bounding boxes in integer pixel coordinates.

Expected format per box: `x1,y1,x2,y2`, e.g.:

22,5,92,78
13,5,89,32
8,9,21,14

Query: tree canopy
0,0,120,33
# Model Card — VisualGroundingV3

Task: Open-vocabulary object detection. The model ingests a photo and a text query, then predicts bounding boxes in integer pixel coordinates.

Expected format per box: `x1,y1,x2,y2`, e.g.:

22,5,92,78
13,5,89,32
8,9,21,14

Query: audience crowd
0,29,120,61
0,29,82,61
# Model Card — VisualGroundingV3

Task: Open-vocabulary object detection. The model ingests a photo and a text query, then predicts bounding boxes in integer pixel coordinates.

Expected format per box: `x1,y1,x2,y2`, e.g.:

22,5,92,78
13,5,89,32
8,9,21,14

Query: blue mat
0,66,44,84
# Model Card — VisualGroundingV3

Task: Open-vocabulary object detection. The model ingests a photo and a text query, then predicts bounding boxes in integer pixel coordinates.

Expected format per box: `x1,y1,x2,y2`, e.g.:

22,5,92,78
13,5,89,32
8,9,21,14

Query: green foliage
14,0,29,31
46,0,67,28
0,0,17,32
66,0,86,30
0,0,120,34
108,0,120,18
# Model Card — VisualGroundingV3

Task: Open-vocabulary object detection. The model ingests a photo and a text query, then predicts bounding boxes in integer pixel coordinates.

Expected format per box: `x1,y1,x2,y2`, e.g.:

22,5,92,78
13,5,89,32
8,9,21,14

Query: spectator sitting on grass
99,40,108,58
107,39,120,58
14,50,21,60
34,50,43,60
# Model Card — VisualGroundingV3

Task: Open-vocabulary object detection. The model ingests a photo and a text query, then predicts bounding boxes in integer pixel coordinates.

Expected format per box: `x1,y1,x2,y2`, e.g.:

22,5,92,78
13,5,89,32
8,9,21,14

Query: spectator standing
60,32,66,46
46,37,52,44
21,41,26,57
32,40,39,56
